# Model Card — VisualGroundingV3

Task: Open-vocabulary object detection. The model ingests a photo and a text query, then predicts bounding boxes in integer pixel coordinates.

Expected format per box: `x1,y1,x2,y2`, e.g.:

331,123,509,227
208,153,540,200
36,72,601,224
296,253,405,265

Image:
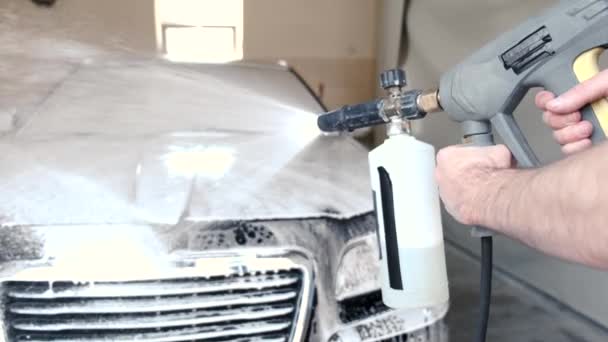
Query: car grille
1,269,307,342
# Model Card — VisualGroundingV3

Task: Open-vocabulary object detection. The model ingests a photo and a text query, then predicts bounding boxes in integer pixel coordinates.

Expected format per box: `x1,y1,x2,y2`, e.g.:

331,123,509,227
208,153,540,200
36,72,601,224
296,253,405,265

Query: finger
562,139,592,155
542,110,581,129
535,91,555,110
553,121,593,145
547,69,608,113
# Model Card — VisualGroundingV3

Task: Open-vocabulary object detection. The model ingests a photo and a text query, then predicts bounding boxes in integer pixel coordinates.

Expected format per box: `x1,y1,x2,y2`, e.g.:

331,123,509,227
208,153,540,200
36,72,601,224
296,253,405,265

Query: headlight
335,234,381,301
333,231,449,341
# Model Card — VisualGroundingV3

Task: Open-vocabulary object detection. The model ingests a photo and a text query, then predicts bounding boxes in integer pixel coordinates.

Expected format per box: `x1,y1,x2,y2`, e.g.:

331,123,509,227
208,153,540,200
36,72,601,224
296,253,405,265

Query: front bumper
0,214,447,341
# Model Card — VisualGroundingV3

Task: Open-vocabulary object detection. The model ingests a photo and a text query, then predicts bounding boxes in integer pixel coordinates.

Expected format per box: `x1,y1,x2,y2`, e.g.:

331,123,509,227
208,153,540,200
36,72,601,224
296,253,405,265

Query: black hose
475,236,493,342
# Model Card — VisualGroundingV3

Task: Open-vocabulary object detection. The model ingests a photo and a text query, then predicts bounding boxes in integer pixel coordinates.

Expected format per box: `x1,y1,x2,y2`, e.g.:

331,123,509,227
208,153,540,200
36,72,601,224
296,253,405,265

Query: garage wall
154,0,244,63
9,0,379,111
42,0,155,52
152,0,380,110
154,0,382,109
372,0,406,145
375,0,406,93
55,0,156,52
402,0,608,327
1,0,156,55
243,0,379,109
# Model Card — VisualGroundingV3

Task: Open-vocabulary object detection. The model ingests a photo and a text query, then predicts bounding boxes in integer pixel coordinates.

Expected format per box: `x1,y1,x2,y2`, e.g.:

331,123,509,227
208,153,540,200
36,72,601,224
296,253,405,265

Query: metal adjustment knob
380,69,407,90
400,89,426,120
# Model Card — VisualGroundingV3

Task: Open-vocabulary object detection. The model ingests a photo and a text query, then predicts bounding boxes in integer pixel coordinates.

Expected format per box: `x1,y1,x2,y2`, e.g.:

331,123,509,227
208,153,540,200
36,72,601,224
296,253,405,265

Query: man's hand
435,145,513,226
536,69,608,154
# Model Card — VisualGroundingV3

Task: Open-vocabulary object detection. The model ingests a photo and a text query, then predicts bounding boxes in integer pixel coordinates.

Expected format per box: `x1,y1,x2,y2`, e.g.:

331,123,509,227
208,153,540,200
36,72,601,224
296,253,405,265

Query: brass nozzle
417,89,442,114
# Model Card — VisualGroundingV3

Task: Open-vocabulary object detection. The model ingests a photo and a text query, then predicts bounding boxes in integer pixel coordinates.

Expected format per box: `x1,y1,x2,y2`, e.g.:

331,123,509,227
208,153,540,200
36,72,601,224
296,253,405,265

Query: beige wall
47,0,156,53
1,0,156,55
154,0,244,62
375,0,406,94
153,0,380,109
12,0,379,110
373,0,406,145
243,0,379,109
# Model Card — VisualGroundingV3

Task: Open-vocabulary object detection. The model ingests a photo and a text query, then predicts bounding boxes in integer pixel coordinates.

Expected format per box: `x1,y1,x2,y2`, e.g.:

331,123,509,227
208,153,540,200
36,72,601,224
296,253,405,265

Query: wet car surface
2,1,607,341
0,4,447,339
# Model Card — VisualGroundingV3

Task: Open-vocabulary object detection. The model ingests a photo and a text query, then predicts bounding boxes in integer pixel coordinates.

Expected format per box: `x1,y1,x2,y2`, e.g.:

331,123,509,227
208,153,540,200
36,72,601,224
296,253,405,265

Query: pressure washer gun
317,0,608,339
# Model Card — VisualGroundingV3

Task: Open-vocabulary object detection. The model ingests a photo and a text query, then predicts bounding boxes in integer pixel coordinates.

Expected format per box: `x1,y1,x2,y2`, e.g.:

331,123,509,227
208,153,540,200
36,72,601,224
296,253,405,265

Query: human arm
436,69,608,268
435,142,608,269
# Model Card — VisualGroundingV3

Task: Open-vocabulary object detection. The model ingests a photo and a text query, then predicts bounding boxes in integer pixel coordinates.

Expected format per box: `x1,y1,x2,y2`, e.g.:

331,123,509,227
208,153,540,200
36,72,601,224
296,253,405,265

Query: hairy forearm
478,142,608,268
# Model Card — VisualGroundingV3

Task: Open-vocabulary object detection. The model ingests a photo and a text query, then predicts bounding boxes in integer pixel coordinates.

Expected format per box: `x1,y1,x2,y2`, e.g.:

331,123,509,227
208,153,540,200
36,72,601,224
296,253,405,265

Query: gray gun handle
462,122,494,238
537,51,608,146
439,1,608,169
491,66,608,169
494,46,608,169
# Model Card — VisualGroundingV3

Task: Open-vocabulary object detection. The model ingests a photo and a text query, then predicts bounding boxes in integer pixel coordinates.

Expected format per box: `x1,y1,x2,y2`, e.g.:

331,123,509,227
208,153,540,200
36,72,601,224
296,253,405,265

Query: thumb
546,69,608,113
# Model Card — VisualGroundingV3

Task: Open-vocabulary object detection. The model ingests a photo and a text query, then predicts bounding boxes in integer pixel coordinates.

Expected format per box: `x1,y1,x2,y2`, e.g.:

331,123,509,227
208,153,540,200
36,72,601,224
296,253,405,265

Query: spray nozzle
317,99,385,132
316,69,442,133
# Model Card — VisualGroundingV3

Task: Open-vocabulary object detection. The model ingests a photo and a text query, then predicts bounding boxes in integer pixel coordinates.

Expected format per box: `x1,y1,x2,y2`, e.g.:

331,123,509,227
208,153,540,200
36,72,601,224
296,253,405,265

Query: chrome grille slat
2,265,310,342
8,288,297,315
14,320,292,342
7,274,298,299
222,337,287,342
12,304,294,331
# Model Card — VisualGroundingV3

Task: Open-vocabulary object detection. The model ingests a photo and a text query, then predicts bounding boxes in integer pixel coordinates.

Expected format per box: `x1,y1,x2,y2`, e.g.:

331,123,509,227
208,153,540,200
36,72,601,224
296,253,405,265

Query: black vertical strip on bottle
378,167,404,290
372,191,383,260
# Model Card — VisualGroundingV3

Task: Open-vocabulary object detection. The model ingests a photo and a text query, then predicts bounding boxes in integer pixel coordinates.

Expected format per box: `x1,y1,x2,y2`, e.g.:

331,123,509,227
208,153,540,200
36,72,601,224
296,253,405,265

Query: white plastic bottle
369,131,449,309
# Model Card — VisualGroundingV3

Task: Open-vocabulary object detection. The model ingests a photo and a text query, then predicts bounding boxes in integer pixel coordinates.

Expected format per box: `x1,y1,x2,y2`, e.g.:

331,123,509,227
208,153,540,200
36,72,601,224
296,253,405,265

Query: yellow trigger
573,47,608,136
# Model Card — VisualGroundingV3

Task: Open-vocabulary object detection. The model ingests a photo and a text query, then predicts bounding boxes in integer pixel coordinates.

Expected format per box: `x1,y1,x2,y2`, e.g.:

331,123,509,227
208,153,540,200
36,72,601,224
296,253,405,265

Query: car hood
0,55,372,226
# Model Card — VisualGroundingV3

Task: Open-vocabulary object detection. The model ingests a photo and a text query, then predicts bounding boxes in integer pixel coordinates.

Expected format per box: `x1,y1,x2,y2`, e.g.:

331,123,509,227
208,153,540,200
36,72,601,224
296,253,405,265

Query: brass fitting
417,89,443,114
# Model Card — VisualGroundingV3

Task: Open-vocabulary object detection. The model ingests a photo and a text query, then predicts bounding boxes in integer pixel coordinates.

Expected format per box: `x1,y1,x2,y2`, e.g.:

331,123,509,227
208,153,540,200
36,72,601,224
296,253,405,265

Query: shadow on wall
31,0,56,7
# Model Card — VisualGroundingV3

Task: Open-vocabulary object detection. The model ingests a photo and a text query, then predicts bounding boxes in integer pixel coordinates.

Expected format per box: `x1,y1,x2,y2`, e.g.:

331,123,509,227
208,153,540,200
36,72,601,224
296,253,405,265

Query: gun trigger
573,47,608,136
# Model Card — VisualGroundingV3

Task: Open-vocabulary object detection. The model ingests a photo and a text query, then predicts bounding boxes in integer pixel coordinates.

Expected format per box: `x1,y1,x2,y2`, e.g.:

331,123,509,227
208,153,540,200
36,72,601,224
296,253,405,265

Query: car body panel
0,58,372,226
